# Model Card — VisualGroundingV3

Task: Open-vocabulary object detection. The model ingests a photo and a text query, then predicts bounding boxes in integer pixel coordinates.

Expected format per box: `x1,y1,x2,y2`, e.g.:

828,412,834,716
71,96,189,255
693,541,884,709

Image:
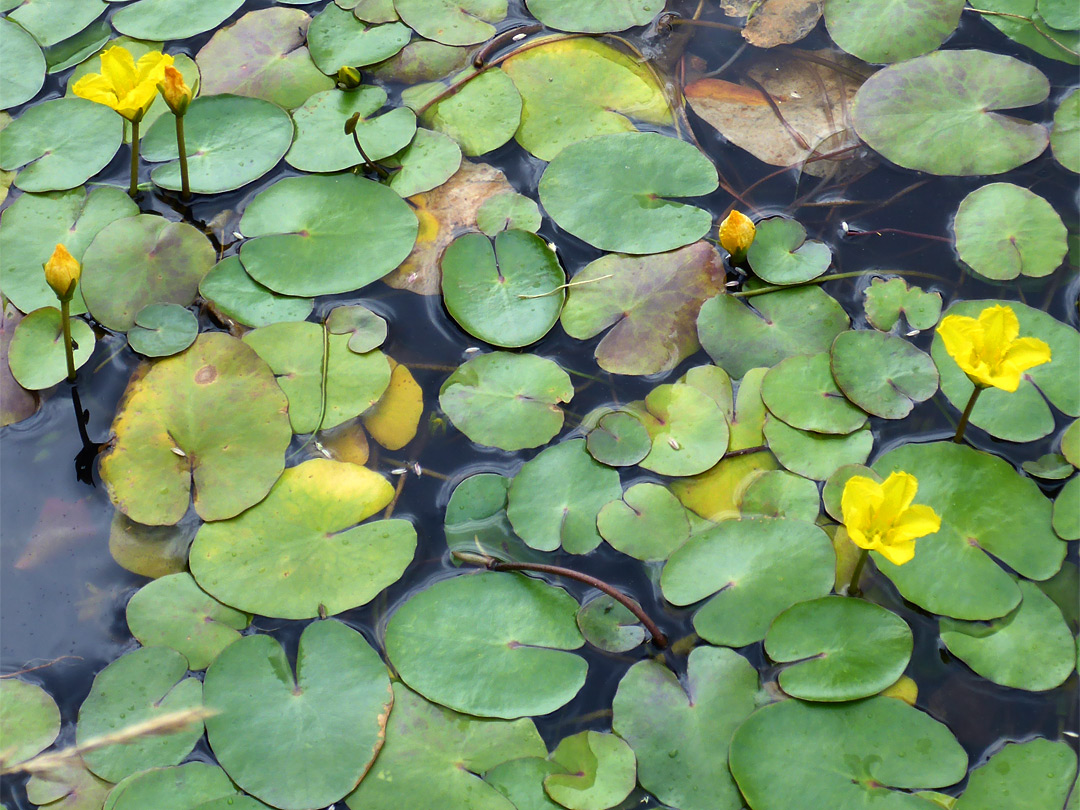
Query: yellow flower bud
158,66,192,116
337,66,362,89
718,210,756,262
43,244,81,302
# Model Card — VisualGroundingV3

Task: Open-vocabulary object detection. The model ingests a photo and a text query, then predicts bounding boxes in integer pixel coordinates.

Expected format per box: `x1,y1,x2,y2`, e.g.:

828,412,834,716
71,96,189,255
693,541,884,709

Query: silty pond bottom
1,0,1078,808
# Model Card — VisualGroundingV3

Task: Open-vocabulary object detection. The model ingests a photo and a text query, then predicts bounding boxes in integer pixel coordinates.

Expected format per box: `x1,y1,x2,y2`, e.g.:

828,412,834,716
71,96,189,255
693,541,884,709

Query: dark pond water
1,0,1077,806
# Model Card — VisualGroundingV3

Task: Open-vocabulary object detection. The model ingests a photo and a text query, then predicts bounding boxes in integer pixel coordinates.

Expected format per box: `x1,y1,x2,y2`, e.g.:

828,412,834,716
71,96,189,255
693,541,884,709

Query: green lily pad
738,469,820,522
762,352,867,434
346,683,546,809
442,230,565,348
612,646,759,810
99,332,291,525
507,439,623,554
485,757,566,810
728,367,769,450
974,0,1079,65
0,19,45,109
112,0,243,39
307,4,410,73
698,285,849,379
476,192,542,236
954,739,1078,810
103,763,239,810
747,217,832,285
439,352,573,451
141,95,292,194
386,127,462,197
824,0,964,63
77,646,204,783
243,321,391,433
41,17,110,74
369,38,471,82
502,37,672,161
852,50,1050,175
404,67,522,156
586,410,652,467
539,132,717,254
26,759,111,810
444,473,542,563
8,307,95,390
286,87,416,172
327,304,387,353
198,256,313,328
597,482,690,561
204,619,392,809
238,174,418,296
831,330,939,419
6,0,105,48
560,242,726,376
393,0,506,46
1040,0,1080,28
635,383,730,476
1062,419,1080,466
576,594,644,652
941,579,1075,691
524,0,663,32
0,97,121,192
0,678,60,766
196,8,335,110
127,304,198,358
1051,88,1079,172
931,300,1080,442
863,277,942,332
953,183,1068,280
544,731,636,810
729,697,967,810
873,441,1065,620
109,512,196,579
661,516,835,646
1053,476,1080,540
764,416,873,480
1022,453,1074,479
385,571,586,718
125,572,249,670
766,597,913,701
191,459,415,619
822,463,880,522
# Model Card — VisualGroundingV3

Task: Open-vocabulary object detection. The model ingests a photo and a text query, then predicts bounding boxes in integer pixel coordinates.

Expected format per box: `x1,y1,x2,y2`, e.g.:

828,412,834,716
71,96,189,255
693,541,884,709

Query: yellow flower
718,210,756,261
43,244,81,301
158,66,192,116
841,472,941,566
71,45,174,123
936,304,1051,392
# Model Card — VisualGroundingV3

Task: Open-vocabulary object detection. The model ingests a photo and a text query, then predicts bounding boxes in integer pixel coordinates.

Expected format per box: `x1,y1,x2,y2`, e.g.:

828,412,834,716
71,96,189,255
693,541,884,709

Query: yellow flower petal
937,304,1052,393
135,50,173,84
978,303,1019,350
886,504,941,546
876,538,916,566
1002,336,1051,375
876,471,918,528
841,475,883,534
719,210,756,258
100,46,137,99
71,73,117,107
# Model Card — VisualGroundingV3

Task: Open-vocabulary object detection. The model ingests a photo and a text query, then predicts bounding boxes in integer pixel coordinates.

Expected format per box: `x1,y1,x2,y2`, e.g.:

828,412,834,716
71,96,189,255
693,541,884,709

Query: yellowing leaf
363,359,424,451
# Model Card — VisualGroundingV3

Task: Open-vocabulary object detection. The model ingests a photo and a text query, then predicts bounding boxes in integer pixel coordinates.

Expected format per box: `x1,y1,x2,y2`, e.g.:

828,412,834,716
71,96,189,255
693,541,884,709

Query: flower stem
953,385,984,444
60,296,76,382
175,114,190,200
847,548,869,597
129,119,140,198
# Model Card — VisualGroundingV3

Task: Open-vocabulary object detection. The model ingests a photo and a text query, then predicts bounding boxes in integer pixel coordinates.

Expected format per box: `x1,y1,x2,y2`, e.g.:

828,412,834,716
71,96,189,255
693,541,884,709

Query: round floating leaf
286,87,416,172
852,50,1050,175
661,517,835,646
126,573,249,670
764,416,873,481
0,19,45,109
385,571,587,718
953,183,1068,280
1051,89,1079,172
1061,419,1080,467
8,307,95,390
931,300,1079,443
576,594,644,652
81,214,215,332
393,0,506,46
307,4,410,73
762,352,867,435
42,17,111,74
524,0,662,32
327,304,387,353
561,242,726,376
0,679,60,766
0,97,121,192
636,383,730,476
831,330,939,419
598,482,690,561
613,646,759,810
444,473,545,569
238,174,418,296
204,619,392,809
539,132,718,254
698,285,849,379
729,697,968,810
766,597,913,702
404,67,521,156
1054,476,1080,540
191,459,415,619
586,410,651,467
386,127,461,198
940,579,1075,691
822,463,880,522
476,192,542,236
544,731,636,810
954,739,1078,810
672,450,779,523
198,256,313,328
873,441,1066,620
747,217,832,285
346,683,546,809
507,439,623,554
502,37,672,161
485,757,566,810
1022,453,1074,480
77,646,203,783
824,0,964,63
127,304,198,358
439,352,573,451
109,512,196,579
112,0,243,39
738,469,820,522
362,358,424,449
142,95,292,194
100,332,291,525
6,0,104,48
103,763,239,810
196,9,335,110
442,230,565,348
369,38,471,83
26,759,111,810
975,0,1079,65
863,277,942,333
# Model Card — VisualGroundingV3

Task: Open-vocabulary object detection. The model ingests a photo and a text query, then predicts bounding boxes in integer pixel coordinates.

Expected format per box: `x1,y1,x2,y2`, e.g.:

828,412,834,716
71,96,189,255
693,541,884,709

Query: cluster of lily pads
1,0,1078,809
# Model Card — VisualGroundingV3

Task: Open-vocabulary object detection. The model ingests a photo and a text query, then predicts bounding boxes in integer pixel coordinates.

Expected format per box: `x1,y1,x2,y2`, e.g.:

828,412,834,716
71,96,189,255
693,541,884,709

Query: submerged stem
175,114,190,200
953,385,984,444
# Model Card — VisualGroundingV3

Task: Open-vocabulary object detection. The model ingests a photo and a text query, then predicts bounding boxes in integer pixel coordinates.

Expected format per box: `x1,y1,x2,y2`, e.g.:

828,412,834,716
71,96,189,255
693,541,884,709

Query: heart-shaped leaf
824,0,964,63
544,731,636,810
762,352,867,434
198,257,313,328
0,678,60,766
127,304,199,358
393,0,506,46
307,4,410,73
598,482,690,561
747,217,832,285
112,0,243,39
8,306,95,390
0,19,45,109
831,330,939,419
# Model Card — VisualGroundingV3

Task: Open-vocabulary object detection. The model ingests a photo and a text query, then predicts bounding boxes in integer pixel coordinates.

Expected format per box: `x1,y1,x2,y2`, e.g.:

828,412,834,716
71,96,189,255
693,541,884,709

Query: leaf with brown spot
722,0,823,48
